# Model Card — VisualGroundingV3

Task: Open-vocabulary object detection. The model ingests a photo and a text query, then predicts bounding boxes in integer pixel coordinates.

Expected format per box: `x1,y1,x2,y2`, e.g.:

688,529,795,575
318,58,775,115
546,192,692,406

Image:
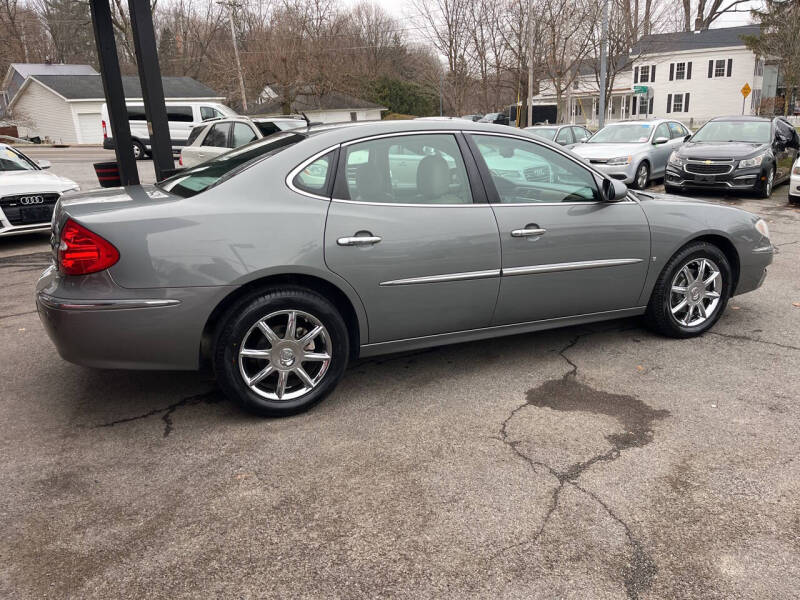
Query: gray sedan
572,119,691,188
36,120,773,417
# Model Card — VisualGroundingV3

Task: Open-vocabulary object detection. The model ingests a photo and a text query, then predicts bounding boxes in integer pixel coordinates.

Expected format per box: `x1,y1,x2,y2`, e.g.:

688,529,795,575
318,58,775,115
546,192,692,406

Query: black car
665,116,800,197
478,112,510,126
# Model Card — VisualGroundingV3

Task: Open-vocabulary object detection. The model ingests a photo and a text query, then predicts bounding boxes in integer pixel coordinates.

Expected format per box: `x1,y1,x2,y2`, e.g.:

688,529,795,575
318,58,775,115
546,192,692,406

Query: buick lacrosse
36,121,773,416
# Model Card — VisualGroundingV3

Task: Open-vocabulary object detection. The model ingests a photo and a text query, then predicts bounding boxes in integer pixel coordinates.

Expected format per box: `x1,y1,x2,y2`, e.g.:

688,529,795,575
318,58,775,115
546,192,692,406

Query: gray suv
572,119,691,188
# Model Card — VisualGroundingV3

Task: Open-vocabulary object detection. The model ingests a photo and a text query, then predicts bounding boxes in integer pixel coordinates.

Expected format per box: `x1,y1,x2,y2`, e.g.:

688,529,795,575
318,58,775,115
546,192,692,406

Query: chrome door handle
337,236,382,246
511,228,547,237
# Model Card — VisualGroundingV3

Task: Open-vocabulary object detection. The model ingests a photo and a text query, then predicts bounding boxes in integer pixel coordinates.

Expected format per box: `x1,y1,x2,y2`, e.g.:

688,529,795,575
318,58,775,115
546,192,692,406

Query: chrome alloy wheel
238,310,331,401
636,164,648,189
764,168,774,196
669,258,722,327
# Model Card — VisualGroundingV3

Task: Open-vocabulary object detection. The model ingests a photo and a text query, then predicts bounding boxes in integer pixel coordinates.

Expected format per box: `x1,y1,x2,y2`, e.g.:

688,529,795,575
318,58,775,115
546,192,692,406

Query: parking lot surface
1,147,799,599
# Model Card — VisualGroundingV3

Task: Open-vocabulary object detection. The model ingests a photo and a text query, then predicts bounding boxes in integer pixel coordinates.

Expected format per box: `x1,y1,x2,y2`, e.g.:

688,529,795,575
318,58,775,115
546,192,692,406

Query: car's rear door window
338,134,472,204
204,123,231,148
166,106,194,122
232,123,257,147
471,134,600,203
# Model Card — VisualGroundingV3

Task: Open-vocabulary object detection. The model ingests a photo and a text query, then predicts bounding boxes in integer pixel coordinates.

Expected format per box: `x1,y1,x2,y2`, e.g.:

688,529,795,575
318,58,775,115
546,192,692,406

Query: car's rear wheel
645,242,732,338
213,288,349,417
790,193,800,206
632,162,650,190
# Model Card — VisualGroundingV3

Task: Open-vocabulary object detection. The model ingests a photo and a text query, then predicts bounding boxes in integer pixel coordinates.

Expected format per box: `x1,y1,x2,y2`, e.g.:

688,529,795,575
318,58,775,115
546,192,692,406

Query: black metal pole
128,0,174,180
89,0,139,185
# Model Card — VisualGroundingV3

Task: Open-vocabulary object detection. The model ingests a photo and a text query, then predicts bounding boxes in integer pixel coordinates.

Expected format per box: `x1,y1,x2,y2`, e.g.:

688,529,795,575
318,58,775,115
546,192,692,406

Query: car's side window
572,127,590,142
204,123,230,148
654,123,670,141
472,134,601,204
668,122,686,139
293,151,335,196
340,134,472,204
200,107,216,121
232,123,257,147
556,128,573,145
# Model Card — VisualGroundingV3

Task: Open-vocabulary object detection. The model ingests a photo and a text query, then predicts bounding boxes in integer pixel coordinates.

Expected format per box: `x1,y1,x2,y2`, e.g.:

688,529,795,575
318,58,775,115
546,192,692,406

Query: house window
639,65,650,83
675,62,686,80
714,59,726,77
639,95,649,115
673,93,684,112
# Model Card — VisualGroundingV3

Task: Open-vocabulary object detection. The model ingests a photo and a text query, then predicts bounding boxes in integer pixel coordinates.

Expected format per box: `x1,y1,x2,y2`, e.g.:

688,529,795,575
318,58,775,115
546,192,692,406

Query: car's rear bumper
665,165,766,192
35,266,235,370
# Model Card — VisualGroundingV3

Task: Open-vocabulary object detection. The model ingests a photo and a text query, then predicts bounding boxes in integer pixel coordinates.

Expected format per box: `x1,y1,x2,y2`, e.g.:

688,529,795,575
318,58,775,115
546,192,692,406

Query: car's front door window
471,134,601,203
555,128,573,145
341,134,472,204
204,123,231,148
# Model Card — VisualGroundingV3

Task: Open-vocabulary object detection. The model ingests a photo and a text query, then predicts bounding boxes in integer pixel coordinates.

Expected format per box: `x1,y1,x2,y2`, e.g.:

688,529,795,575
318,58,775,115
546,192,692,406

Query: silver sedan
36,120,773,417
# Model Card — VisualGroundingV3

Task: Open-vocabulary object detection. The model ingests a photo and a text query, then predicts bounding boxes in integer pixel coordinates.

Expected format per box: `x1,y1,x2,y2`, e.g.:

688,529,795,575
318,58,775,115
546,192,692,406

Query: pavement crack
0,310,37,321
97,390,222,437
491,325,666,599
707,330,800,352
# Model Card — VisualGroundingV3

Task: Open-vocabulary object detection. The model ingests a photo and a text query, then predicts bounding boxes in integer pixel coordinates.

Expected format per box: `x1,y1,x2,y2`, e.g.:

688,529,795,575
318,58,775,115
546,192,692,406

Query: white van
101,101,237,160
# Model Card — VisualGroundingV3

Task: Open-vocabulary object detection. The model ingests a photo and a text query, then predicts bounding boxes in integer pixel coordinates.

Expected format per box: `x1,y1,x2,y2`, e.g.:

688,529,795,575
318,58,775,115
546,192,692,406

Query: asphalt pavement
1,147,799,599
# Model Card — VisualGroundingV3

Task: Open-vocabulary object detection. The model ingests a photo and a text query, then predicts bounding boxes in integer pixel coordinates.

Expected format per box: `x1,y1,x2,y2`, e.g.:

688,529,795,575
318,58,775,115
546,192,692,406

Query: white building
3,69,224,144
531,25,772,128
250,86,387,123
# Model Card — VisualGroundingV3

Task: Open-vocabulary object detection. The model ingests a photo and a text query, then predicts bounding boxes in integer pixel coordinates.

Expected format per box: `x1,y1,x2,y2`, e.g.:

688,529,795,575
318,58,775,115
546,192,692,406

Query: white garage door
77,113,103,144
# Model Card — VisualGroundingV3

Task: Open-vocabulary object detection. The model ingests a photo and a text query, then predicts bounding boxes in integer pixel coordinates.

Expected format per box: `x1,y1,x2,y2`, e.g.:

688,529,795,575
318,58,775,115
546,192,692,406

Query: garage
77,112,102,143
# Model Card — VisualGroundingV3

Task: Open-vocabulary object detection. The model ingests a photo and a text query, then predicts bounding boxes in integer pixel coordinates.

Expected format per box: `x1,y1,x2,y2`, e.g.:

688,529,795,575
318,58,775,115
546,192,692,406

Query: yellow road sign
741,83,752,98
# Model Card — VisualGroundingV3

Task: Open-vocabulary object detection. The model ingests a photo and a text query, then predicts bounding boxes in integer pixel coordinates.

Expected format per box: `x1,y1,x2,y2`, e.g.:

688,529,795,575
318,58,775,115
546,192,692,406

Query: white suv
790,155,800,205
179,116,308,167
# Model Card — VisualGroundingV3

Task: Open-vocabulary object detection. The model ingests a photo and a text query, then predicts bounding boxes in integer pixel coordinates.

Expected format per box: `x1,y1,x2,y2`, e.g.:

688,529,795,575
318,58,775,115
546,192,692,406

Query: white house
250,86,387,123
531,25,772,128
4,69,224,144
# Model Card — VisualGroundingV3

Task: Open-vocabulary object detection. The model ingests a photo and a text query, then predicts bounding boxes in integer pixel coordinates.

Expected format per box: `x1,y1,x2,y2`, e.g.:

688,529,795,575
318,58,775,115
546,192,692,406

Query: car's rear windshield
528,127,557,140
691,120,771,144
587,123,653,143
159,132,305,198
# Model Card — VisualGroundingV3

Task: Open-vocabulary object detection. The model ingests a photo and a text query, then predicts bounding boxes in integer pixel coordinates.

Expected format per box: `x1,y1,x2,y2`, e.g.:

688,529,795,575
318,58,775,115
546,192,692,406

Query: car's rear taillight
102,120,107,139
179,155,183,166
58,219,119,275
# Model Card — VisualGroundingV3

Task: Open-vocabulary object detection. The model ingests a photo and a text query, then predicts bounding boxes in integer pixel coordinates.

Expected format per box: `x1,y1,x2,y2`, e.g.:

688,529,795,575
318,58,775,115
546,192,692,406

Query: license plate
19,205,54,224
694,174,715,183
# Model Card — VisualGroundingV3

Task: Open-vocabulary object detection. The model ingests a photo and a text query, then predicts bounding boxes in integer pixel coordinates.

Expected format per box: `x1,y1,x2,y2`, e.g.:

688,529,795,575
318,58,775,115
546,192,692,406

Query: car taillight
58,219,119,275
102,120,107,139
179,155,183,166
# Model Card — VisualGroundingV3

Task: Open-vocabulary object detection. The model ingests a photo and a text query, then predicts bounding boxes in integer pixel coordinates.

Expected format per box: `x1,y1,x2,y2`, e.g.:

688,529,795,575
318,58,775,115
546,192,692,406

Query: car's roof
527,125,560,129
604,119,675,126
708,115,772,122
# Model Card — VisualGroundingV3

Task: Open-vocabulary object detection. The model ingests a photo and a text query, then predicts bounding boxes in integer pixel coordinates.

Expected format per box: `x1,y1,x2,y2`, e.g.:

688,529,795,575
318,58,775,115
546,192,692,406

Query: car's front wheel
759,166,775,198
213,288,349,417
645,242,732,338
632,162,650,190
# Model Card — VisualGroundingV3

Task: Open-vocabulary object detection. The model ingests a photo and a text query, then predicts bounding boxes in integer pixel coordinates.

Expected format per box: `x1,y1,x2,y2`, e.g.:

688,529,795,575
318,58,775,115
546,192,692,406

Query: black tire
664,183,682,195
645,241,733,338
132,140,146,161
789,193,800,206
758,165,775,198
632,162,650,190
213,287,349,417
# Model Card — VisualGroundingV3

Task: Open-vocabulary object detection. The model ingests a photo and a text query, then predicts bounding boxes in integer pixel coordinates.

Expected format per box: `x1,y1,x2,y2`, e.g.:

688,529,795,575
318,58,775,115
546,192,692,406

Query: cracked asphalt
1,152,800,599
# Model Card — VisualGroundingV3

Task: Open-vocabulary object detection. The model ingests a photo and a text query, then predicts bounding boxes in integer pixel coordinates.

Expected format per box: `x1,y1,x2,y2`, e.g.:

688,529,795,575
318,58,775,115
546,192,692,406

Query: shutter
708,60,713,77
669,64,674,80
634,66,639,84
651,64,656,81
726,58,732,77
684,93,690,112
648,97,654,114
687,62,692,79
632,97,637,115
666,94,672,113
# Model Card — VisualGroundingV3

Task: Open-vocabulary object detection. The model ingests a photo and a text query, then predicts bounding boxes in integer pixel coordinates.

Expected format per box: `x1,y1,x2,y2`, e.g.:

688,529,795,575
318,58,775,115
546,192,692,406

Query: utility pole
218,1,248,112
527,4,534,127
439,69,443,116
598,0,609,129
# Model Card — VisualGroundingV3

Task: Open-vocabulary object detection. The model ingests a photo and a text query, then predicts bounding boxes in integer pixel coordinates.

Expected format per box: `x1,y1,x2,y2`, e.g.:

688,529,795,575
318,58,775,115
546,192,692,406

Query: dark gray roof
10,63,97,78
633,25,760,55
31,75,221,100
248,90,385,116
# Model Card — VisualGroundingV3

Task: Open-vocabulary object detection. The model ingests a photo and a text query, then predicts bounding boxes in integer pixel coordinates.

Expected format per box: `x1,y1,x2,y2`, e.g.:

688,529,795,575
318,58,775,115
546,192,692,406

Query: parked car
571,119,690,189
525,124,592,148
179,116,308,167
101,101,238,160
0,144,78,237
478,112,510,126
790,155,800,205
37,121,773,418
665,116,800,198
461,114,483,122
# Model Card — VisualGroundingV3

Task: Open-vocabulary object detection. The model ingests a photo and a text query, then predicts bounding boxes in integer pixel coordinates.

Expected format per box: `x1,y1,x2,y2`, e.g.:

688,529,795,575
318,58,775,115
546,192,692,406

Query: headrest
416,155,450,199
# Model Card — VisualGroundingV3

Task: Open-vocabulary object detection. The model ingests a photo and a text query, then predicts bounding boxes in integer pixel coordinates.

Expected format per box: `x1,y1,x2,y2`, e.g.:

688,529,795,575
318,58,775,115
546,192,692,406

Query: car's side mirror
37,159,51,169
684,134,692,142
602,178,628,202
653,136,669,145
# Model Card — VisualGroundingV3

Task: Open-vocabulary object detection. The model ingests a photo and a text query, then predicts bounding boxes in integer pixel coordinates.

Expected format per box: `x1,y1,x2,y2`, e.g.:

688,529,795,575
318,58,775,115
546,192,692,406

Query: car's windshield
527,127,558,141
479,113,501,122
159,132,305,198
691,120,771,144
588,123,653,143
0,146,37,172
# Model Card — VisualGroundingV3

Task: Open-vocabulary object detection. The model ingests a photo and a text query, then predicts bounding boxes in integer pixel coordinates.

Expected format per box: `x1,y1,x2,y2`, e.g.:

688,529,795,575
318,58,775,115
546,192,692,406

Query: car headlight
606,156,632,166
739,153,765,168
793,164,800,175
755,218,770,239
668,151,685,167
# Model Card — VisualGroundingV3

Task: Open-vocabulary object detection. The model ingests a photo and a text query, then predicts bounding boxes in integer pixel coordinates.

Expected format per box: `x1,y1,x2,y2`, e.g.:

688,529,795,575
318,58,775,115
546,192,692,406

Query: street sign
633,85,648,95
741,83,751,98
